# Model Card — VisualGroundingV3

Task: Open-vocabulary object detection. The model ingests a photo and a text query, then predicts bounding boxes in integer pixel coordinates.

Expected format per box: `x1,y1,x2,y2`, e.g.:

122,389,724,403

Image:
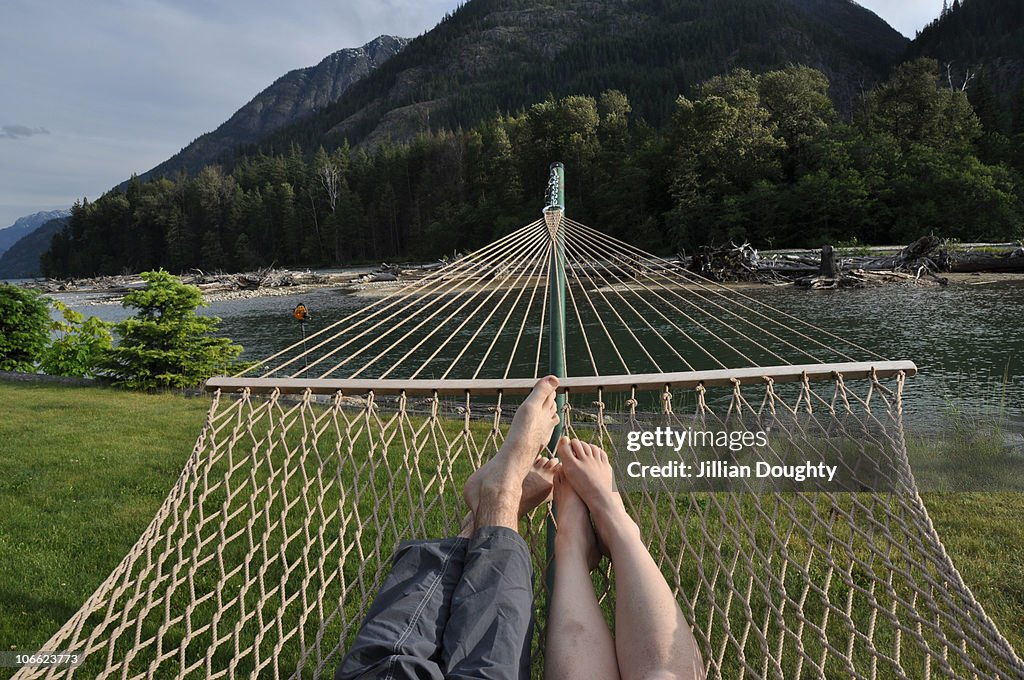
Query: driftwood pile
231,267,329,290
689,243,767,282
794,238,950,289
683,236,1020,288
946,245,1024,273
355,261,449,284
357,263,403,283
29,267,332,295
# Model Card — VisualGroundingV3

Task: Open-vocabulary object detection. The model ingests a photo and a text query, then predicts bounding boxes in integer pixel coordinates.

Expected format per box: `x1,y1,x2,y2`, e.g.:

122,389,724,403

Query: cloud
1,125,51,140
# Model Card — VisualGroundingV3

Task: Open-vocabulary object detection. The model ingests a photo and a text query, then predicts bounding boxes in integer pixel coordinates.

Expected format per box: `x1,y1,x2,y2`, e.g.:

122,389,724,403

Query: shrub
39,299,113,377
0,283,50,372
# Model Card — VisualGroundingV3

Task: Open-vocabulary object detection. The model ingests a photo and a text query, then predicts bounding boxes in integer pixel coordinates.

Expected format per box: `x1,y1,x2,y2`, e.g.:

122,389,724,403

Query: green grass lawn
0,382,1022,677
0,383,211,659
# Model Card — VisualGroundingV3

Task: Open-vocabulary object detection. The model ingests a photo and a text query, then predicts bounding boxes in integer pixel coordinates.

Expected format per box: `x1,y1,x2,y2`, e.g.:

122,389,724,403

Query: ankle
554,532,589,555
591,503,639,551
474,489,521,530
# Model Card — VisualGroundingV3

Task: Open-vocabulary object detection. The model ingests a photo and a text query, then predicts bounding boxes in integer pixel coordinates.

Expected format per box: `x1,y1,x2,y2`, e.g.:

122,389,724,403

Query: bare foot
463,376,560,530
461,456,559,536
520,455,559,515
559,438,638,553
505,375,562,457
553,469,600,570
464,455,559,519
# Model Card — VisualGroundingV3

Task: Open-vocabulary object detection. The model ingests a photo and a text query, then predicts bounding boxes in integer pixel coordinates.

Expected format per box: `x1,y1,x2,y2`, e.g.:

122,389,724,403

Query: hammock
18,183,1024,679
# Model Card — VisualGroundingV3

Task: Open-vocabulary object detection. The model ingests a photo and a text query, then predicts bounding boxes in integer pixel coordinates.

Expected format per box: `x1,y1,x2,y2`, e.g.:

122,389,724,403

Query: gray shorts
336,526,535,680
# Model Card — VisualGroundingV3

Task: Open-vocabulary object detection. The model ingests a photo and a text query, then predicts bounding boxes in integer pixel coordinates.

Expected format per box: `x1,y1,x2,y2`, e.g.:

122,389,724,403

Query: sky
0,0,941,230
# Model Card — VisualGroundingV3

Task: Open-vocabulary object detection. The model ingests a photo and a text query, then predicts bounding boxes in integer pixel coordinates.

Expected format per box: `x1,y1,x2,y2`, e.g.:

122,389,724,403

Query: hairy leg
459,455,560,538
562,439,705,680
463,375,560,532
545,464,619,680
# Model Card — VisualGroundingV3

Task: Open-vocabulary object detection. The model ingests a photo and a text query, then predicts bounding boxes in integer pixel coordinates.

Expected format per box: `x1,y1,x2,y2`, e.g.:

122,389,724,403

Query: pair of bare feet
461,374,633,564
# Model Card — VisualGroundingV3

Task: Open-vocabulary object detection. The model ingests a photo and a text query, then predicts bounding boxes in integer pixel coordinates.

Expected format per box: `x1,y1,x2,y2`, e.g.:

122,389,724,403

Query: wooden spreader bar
206,360,917,397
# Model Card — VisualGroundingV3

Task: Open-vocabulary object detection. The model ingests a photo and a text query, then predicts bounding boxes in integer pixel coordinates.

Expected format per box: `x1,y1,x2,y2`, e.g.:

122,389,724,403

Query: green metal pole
544,162,567,597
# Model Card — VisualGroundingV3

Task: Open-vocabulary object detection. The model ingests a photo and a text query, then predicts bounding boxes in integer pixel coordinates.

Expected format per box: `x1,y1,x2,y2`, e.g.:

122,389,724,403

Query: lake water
41,278,1024,431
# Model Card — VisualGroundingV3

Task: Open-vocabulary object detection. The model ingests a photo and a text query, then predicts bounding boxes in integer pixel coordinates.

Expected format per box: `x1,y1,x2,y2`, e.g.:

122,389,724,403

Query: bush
100,269,244,389
0,283,50,372
39,300,113,377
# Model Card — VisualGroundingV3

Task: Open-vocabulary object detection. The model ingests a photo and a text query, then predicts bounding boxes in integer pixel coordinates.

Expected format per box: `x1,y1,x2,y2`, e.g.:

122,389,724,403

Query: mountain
251,0,907,154
909,0,1023,66
0,209,70,257
0,217,68,279
141,35,410,179
908,0,1024,130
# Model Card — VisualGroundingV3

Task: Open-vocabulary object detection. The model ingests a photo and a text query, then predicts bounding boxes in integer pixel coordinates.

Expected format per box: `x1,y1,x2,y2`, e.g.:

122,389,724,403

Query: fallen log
947,248,1024,273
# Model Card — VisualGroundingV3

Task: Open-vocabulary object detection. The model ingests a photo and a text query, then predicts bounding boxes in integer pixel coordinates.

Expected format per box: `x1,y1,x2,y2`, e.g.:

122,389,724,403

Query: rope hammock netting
17,165,1024,679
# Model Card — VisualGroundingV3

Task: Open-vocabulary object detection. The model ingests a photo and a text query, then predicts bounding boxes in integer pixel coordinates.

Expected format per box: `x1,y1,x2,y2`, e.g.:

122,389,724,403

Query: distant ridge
141,35,409,180
0,217,69,278
0,209,71,257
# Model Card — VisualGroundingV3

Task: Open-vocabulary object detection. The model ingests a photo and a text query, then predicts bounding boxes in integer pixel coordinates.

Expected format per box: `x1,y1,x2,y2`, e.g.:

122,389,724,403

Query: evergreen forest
42,59,1024,277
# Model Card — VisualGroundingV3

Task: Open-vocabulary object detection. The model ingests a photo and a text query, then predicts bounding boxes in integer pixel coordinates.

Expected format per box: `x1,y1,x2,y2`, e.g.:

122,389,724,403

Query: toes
532,375,559,402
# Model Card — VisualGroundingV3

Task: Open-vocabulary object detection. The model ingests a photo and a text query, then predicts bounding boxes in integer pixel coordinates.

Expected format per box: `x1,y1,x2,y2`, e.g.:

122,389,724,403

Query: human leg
561,440,705,680
462,375,560,532
337,455,559,680
544,466,620,680
444,376,561,680
335,536,466,680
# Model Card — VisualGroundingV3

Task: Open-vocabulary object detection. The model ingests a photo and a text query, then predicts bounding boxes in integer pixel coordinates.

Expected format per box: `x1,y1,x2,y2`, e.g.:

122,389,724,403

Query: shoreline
11,264,1024,307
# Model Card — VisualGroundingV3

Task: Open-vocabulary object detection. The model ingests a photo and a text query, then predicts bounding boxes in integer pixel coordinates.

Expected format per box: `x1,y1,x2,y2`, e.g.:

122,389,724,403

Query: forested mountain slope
908,0,1024,134
141,35,409,179
252,0,907,154
43,1,1024,279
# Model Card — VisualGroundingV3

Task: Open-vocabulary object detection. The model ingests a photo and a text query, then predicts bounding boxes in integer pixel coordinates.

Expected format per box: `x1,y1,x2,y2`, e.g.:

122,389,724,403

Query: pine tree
100,269,244,389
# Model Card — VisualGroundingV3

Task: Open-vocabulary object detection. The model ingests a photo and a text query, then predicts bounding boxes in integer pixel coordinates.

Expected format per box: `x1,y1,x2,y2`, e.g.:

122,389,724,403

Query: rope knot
661,387,674,415
730,377,743,398
695,383,709,415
